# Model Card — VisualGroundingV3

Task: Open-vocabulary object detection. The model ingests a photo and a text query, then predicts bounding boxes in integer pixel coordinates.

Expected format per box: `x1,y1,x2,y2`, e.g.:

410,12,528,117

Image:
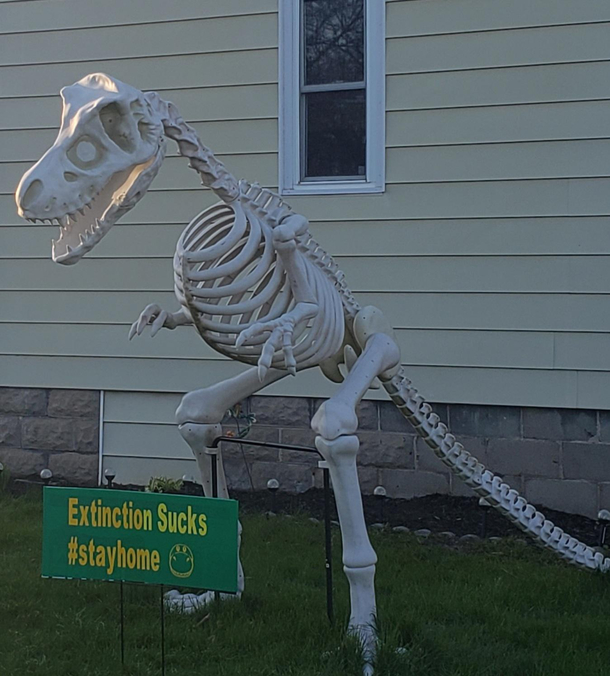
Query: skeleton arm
128,304,193,339
235,188,320,379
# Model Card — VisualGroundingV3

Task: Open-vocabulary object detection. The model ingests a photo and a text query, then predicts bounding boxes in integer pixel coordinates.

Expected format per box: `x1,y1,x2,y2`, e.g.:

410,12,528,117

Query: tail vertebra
383,367,610,572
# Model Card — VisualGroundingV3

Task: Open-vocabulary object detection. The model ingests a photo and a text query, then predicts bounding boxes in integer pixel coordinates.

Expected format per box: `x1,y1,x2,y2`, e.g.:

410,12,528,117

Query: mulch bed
9,479,601,547
230,488,601,546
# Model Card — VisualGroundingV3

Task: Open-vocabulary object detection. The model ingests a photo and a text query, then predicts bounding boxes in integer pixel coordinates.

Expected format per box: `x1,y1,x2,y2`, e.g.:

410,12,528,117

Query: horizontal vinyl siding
2,0,610,445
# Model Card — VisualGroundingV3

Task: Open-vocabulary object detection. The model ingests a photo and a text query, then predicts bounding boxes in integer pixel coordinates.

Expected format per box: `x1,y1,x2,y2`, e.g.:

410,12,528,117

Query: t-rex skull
15,73,165,265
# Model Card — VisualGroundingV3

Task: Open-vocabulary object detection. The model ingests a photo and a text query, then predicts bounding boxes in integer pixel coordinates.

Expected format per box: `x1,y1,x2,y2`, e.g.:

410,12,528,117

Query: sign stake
160,585,166,676
120,581,125,666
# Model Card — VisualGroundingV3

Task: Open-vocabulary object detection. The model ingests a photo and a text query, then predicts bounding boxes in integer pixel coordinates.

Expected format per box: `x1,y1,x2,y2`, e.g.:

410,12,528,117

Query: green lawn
2,489,610,675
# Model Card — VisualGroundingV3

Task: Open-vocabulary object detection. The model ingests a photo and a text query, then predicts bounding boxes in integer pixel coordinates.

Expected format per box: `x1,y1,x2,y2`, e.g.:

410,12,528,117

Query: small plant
146,476,184,494
226,403,256,438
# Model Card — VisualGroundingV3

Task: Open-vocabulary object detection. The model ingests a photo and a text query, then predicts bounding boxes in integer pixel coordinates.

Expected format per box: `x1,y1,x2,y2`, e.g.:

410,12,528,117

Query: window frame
279,0,386,196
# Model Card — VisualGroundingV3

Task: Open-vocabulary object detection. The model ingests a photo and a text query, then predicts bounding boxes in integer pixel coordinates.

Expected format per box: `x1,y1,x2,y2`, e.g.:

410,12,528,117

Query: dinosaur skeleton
16,73,610,669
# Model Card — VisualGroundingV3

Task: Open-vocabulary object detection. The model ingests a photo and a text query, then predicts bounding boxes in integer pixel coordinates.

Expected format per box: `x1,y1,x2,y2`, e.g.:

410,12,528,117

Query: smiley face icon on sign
169,544,194,578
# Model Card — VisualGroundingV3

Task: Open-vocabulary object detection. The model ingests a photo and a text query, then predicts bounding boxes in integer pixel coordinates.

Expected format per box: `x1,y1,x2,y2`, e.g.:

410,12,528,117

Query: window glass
304,0,365,86
304,89,366,178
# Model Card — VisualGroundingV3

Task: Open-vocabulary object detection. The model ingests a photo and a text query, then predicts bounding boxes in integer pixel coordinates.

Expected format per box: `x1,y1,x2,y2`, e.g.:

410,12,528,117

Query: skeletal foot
348,622,377,676
164,588,241,613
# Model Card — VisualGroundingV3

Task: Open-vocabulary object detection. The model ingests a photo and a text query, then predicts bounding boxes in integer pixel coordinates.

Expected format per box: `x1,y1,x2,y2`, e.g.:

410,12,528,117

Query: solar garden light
479,497,492,538
267,478,280,513
598,509,610,548
104,467,116,489
373,485,387,523
40,468,53,485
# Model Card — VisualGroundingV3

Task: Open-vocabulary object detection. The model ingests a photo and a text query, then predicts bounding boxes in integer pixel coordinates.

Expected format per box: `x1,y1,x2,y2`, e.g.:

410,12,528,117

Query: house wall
2,0,610,516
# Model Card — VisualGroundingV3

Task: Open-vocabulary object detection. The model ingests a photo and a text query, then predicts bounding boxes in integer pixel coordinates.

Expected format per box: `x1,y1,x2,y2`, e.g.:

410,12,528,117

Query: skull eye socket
99,102,135,153
67,136,102,169
75,142,96,162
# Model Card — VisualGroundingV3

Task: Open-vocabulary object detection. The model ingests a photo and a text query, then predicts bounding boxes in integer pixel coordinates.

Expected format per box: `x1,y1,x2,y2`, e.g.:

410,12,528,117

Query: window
279,0,385,195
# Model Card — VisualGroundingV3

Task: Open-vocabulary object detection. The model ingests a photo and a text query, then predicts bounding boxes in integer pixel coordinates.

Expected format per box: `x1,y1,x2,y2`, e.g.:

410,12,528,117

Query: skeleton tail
382,367,610,572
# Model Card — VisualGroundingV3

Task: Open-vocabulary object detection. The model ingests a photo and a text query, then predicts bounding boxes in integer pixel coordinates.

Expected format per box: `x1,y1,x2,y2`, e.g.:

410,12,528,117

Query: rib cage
173,199,345,370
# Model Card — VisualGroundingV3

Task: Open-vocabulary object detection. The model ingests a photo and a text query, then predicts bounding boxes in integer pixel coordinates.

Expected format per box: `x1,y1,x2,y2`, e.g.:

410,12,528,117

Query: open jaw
25,152,161,265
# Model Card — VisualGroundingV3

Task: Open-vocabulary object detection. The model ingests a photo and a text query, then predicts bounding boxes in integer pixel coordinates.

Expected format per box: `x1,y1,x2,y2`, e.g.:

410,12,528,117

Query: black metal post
211,453,218,499
599,523,608,548
323,467,333,624
120,581,125,666
211,453,220,602
160,585,166,676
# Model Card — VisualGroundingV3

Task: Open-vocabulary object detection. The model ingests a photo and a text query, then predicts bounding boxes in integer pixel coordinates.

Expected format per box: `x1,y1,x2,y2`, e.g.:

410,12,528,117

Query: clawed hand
128,303,177,339
236,315,298,381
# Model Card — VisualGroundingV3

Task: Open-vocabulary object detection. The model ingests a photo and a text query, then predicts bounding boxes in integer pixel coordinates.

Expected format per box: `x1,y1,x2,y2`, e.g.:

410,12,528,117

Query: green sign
42,487,239,593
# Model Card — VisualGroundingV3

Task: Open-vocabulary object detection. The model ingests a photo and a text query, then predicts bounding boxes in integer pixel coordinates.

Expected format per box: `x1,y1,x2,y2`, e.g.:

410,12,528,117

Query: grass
2,489,610,675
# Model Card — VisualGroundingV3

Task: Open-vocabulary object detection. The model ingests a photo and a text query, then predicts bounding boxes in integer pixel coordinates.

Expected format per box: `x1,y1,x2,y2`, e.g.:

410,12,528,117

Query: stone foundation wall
2,386,609,519
222,396,610,519
0,387,100,486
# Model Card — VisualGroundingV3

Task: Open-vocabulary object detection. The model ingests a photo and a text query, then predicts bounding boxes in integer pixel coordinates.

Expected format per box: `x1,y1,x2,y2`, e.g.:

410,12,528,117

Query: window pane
304,0,364,86
303,89,366,178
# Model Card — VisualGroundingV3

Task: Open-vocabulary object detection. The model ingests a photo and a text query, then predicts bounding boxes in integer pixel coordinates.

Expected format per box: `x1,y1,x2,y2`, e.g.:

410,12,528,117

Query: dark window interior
301,0,366,181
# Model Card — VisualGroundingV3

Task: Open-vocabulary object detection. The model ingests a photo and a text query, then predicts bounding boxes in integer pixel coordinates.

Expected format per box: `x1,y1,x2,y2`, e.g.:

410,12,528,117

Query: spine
146,92,239,203
238,181,362,320
383,367,610,572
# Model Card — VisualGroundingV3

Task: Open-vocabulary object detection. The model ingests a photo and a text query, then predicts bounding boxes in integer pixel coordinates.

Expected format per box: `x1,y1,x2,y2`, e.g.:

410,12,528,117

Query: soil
229,488,602,546
11,478,602,547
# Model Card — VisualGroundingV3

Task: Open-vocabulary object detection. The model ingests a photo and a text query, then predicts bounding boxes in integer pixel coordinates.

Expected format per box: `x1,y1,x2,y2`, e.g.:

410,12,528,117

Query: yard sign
42,487,239,593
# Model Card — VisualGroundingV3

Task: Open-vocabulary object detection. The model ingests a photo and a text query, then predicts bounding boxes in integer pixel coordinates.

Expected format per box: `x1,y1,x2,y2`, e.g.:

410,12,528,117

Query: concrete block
524,477,598,518
599,412,610,443
279,427,317,463
0,447,45,478
0,388,46,416
48,452,98,486
563,442,610,481
48,389,99,418
221,426,279,463
250,460,314,493
356,400,378,430
523,408,597,441
223,458,254,492
379,468,449,499
22,417,75,451
250,395,311,427
487,438,560,478
358,431,414,469
0,416,20,448
379,401,412,433
449,404,520,438
74,419,99,454
598,483,610,511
